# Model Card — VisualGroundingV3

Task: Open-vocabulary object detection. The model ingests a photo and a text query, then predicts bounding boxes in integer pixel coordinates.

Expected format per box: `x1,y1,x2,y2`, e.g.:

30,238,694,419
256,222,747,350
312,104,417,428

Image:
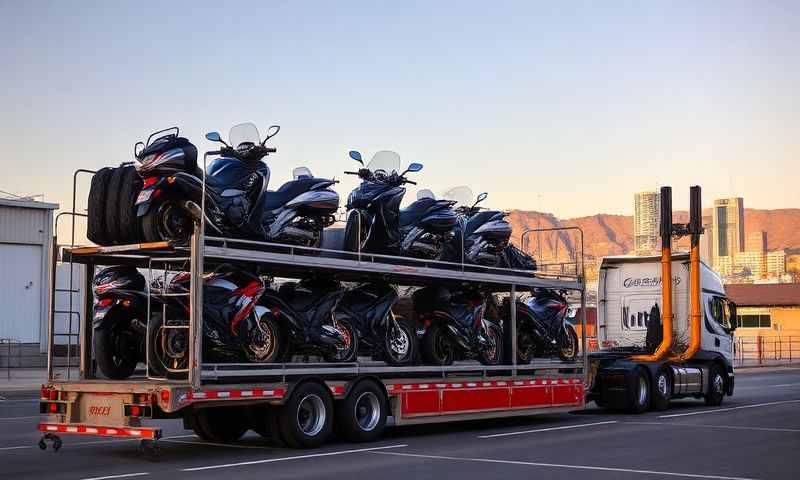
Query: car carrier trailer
38,169,591,452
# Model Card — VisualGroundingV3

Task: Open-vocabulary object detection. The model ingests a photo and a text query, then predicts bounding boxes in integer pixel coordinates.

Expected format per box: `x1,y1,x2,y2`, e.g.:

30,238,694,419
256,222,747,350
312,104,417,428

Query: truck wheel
93,317,139,380
193,407,249,442
383,314,416,366
704,364,726,406
117,166,142,243
421,323,454,365
477,324,503,365
628,367,651,413
278,382,334,448
104,167,127,243
335,380,387,442
650,368,672,411
87,167,112,245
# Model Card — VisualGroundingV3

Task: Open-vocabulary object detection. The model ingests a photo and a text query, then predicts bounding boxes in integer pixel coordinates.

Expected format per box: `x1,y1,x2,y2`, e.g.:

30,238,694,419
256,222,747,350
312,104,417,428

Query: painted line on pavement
161,438,270,449
372,451,757,480
625,421,800,433
181,444,408,471
660,399,800,418
770,383,800,387
80,473,149,480
478,420,618,438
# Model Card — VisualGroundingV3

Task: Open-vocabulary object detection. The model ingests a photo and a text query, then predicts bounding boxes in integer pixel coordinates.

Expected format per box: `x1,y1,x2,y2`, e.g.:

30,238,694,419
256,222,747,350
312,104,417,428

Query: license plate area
79,393,127,425
136,188,153,205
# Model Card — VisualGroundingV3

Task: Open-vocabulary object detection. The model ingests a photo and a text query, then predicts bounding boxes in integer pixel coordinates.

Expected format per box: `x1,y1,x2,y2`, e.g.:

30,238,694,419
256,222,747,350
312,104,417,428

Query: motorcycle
257,277,359,363
336,282,417,365
134,124,339,246
439,186,536,270
503,288,579,364
146,264,282,378
343,150,458,259
414,284,504,366
92,266,148,379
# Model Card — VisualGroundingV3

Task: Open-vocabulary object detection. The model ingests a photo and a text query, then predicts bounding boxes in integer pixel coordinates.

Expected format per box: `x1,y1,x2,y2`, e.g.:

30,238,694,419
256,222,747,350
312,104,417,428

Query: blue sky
1,1,797,238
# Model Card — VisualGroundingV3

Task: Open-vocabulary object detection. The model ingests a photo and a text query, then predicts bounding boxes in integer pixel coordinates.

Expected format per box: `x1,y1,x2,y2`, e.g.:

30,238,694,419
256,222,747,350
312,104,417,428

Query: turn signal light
160,390,170,403
40,402,65,414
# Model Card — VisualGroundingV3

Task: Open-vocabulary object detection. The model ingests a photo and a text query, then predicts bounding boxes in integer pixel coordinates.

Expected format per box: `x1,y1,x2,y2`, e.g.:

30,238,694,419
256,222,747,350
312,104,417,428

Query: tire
421,323,454,366
335,380,387,442
117,166,142,243
628,367,651,414
651,368,672,411
383,314,416,366
141,198,192,243
477,324,503,366
146,312,187,378
93,314,139,380
242,312,283,363
87,167,112,245
323,318,359,363
193,407,249,442
104,167,127,243
278,382,334,449
704,364,726,406
343,210,368,253
558,324,579,361
504,325,533,365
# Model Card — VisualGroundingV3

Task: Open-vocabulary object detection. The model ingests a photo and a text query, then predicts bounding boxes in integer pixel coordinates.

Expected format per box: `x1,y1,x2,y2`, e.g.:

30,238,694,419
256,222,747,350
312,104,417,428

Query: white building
0,198,58,349
634,191,660,255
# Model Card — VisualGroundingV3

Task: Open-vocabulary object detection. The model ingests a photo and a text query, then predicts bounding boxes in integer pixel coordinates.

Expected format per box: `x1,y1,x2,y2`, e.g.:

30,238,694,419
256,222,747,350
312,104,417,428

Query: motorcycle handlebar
264,147,277,153
344,171,359,175
404,179,417,185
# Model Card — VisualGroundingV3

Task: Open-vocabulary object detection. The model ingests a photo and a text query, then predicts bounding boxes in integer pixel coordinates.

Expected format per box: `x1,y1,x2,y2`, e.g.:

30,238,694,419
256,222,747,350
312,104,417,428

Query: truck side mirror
727,301,737,332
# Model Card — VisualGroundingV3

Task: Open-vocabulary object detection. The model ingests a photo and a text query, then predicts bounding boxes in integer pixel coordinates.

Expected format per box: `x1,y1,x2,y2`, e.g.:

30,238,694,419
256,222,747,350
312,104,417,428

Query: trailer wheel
421,323,454,366
704,364,726,406
278,382,334,448
87,167,113,245
193,407,249,442
628,367,651,413
335,380,387,442
650,368,672,411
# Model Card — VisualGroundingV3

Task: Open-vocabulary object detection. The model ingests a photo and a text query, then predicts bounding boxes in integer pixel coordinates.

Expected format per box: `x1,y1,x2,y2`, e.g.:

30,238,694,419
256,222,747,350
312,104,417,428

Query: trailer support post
189,224,204,390
510,284,517,378
80,260,94,379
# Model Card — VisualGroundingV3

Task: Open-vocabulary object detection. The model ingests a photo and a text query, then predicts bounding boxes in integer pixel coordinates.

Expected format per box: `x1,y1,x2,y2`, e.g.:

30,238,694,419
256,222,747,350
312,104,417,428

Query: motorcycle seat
262,177,326,210
399,197,437,228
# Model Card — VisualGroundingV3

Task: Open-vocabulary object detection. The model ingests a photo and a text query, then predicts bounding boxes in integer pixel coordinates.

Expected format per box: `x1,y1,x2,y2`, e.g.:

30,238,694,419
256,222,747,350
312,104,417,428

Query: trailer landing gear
139,439,160,458
38,433,62,451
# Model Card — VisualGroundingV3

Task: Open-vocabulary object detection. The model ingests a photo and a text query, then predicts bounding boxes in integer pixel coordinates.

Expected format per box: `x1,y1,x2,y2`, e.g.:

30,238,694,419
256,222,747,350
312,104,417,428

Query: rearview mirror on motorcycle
349,150,364,165
205,132,226,144
134,141,145,159
407,163,423,173
261,125,281,145
477,192,488,203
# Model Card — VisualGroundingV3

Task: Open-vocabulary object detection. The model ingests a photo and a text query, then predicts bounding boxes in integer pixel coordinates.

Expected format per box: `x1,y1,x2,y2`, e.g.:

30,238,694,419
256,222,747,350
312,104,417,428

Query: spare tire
87,167,113,245
117,166,142,244
104,167,127,243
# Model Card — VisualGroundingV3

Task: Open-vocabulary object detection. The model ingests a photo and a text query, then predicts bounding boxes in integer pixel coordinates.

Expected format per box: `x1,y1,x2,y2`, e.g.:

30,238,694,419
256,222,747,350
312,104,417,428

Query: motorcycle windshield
442,186,473,207
229,123,261,149
366,150,401,176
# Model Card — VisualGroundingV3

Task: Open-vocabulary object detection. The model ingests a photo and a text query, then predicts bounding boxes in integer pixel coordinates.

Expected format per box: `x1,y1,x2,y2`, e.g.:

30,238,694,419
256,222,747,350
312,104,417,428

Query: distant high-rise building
735,251,766,279
712,197,745,258
634,190,660,255
700,215,713,264
767,250,787,278
745,231,767,253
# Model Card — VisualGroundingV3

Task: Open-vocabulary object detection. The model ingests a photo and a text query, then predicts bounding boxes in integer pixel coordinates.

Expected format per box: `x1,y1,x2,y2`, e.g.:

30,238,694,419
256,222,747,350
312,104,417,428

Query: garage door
0,244,42,342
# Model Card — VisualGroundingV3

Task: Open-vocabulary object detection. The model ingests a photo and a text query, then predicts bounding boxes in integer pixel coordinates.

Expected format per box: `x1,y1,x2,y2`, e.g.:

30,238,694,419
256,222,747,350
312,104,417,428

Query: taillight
40,401,66,415
160,390,170,403
97,298,114,308
143,177,158,188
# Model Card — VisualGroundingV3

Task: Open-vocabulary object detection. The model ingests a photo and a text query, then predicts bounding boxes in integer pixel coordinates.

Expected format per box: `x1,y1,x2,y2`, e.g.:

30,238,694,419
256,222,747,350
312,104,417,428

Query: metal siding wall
0,206,47,244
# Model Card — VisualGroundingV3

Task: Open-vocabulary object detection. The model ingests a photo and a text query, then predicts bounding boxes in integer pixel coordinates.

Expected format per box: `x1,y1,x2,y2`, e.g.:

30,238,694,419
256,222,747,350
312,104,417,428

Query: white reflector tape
263,390,274,396
217,392,230,398
241,391,253,397
129,430,142,436
46,426,58,431
86,428,98,434
418,384,429,389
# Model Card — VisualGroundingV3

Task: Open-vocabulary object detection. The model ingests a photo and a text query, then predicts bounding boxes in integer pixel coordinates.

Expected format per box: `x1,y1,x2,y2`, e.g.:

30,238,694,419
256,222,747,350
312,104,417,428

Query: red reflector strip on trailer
387,378,582,392
187,387,286,401
38,423,160,440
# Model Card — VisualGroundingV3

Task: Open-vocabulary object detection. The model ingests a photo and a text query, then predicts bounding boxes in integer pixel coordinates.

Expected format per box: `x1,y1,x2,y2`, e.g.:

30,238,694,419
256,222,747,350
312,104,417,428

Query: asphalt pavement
1,368,799,480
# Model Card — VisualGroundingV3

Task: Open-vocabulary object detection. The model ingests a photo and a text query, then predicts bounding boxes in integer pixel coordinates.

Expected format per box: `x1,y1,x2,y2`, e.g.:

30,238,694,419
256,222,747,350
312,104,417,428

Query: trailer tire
650,368,672,411
104,167,127,243
704,364,726,406
628,367,651,414
278,382,334,449
87,167,113,245
193,407,249,442
421,323,454,366
335,380,387,442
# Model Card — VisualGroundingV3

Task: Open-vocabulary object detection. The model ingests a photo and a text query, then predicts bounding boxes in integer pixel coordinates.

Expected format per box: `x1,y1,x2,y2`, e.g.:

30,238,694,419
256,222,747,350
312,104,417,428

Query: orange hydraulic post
631,186,673,361
675,186,703,361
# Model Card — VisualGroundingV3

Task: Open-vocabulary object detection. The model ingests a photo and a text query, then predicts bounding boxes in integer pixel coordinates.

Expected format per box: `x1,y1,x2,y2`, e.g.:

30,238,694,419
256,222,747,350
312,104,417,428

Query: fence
735,335,800,367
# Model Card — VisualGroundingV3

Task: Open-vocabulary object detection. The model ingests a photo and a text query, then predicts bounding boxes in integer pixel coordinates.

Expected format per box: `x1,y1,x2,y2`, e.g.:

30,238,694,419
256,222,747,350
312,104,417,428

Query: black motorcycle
343,150,458,259
504,288,579,364
258,277,359,363
134,124,339,246
336,282,416,365
439,186,536,270
414,285,503,366
92,266,148,379
147,265,282,377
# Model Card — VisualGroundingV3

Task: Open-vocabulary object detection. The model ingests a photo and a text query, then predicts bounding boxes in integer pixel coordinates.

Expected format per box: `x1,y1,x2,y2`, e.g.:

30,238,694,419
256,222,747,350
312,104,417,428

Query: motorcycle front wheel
558,324,579,361
477,324,503,366
323,319,359,363
421,323,454,366
383,313,416,366
343,210,368,253
243,312,283,363
141,198,192,243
